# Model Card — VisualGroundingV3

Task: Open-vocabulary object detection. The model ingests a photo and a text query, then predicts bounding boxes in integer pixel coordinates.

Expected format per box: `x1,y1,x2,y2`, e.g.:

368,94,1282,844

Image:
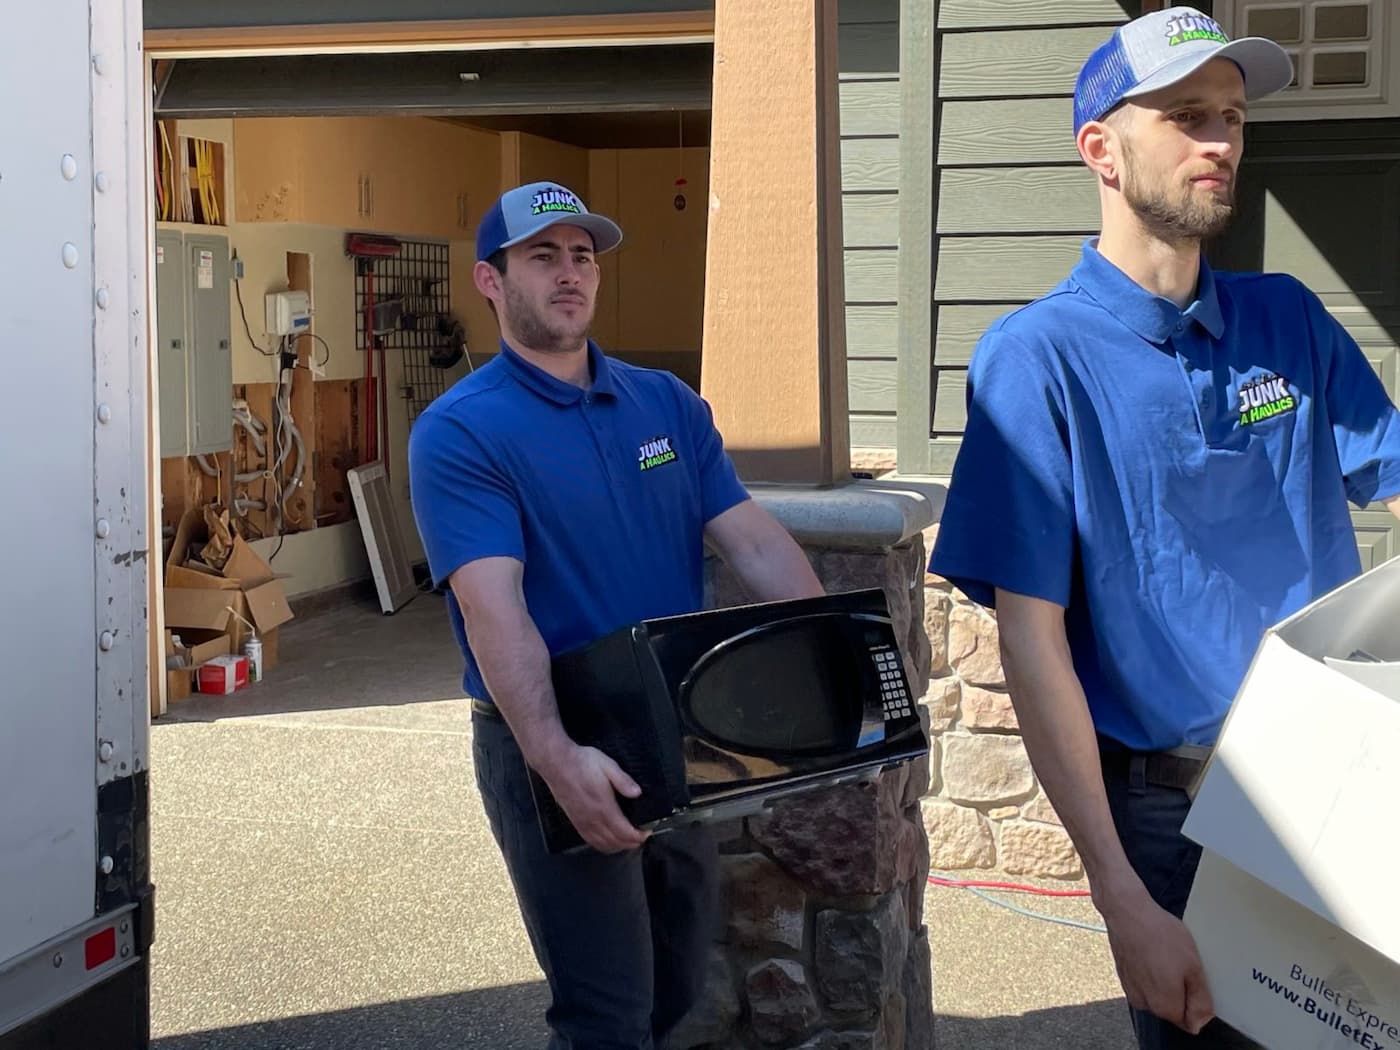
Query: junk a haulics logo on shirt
1164,13,1228,46
530,188,584,217
1238,372,1297,427
638,435,679,472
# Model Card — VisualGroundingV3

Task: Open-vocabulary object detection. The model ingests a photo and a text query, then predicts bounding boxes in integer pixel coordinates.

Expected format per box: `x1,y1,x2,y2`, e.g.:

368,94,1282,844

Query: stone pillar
668,484,937,1050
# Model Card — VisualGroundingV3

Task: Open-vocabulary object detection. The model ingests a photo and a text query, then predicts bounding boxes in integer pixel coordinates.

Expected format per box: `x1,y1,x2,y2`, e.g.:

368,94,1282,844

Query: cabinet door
185,234,233,455
232,118,305,223
300,117,371,229
155,229,190,457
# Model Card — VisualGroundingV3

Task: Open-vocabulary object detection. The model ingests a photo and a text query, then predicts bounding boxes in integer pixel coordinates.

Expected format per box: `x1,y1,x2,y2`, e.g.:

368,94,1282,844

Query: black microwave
529,588,929,853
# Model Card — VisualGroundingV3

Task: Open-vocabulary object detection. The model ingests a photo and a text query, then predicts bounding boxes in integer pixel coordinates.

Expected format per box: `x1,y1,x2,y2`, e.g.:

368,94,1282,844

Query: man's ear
1078,118,1121,184
473,259,502,302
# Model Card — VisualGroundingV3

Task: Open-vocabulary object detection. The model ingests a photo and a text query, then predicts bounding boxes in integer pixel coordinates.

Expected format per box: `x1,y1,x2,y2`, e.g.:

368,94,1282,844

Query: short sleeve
407,407,525,588
929,331,1076,609
1308,286,1400,507
673,377,750,524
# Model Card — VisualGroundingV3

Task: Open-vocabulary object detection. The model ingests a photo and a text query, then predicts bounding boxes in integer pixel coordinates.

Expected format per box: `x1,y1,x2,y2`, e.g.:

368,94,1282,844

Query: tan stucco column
700,0,850,487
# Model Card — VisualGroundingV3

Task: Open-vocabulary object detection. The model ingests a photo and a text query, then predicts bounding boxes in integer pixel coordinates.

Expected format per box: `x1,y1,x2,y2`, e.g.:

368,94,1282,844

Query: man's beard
501,280,592,354
1121,142,1236,245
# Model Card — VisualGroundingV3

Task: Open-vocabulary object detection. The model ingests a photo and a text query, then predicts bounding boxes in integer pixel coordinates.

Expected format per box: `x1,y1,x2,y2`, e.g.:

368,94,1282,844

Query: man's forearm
725,533,824,603
463,600,574,777
997,601,1146,912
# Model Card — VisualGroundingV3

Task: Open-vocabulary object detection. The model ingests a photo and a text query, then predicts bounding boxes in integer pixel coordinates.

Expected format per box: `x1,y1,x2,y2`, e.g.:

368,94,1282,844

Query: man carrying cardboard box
930,7,1400,1048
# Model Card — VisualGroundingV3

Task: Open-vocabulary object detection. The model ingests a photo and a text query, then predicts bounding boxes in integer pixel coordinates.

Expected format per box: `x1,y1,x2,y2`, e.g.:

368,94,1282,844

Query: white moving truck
0,1,156,1046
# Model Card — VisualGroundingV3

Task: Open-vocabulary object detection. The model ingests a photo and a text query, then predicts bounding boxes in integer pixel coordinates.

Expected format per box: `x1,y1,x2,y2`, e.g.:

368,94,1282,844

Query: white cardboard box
1182,557,1400,1050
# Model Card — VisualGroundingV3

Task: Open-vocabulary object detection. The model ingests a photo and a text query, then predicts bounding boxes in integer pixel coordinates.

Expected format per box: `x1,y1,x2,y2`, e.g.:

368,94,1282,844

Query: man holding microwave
929,9,1400,1050
408,181,824,1050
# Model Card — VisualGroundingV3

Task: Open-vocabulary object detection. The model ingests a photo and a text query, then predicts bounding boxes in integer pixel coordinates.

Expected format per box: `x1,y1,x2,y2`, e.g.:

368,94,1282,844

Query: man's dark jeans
1102,754,1261,1050
472,709,717,1050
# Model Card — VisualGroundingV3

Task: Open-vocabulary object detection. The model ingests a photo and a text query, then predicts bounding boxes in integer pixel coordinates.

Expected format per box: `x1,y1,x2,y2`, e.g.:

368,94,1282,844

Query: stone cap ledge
747,478,945,551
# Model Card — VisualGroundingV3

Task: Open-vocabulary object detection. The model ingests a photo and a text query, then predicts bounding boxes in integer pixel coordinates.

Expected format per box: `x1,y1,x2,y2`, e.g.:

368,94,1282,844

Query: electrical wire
927,873,1106,935
234,275,277,357
303,331,332,368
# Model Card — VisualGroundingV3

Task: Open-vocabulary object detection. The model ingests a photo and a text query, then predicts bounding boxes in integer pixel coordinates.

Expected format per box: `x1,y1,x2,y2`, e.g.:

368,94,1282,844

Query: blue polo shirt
407,340,750,703
931,241,1400,751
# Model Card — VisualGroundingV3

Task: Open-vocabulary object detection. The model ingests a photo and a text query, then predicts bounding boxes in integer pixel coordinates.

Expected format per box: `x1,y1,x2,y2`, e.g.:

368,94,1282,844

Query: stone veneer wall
668,533,936,1050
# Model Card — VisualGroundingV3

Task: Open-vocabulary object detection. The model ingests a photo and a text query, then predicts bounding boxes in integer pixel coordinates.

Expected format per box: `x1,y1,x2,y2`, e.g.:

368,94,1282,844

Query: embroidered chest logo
1164,13,1228,47
1238,373,1297,427
530,188,583,217
638,435,679,472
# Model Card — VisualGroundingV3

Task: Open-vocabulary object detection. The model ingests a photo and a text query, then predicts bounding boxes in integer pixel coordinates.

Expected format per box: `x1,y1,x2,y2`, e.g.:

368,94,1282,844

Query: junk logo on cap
1164,12,1229,47
530,189,584,217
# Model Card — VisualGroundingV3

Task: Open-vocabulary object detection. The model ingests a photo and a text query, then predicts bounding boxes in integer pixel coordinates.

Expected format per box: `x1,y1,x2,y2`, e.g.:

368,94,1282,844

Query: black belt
1100,744,1213,797
470,698,504,722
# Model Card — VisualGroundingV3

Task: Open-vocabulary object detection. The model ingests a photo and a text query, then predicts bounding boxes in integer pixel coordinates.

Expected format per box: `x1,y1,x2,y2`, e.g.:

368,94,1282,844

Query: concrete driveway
149,593,1132,1049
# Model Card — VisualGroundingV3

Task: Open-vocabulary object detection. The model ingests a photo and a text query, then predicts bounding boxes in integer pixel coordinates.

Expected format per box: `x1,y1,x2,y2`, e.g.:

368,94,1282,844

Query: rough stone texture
815,890,909,1014
750,771,921,898
1000,821,1084,880
904,813,931,933
923,677,960,733
959,685,1018,731
902,734,934,808
1022,793,1064,826
923,592,950,677
850,449,898,475
882,990,908,1050
947,606,1005,687
723,853,807,951
920,799,996,870
903,928,934,1050
746,959,821,1045
665,948,740,1049
987,806,1019,821
797,1030,880,1050
941,734,1036,805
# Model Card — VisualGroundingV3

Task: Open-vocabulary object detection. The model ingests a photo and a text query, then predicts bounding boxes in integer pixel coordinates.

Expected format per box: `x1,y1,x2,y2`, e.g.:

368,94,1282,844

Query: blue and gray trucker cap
1073,7,1294,135
475,181,623,262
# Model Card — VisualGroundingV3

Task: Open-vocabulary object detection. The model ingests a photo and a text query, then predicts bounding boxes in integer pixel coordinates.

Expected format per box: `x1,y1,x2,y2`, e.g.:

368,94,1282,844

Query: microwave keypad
871,645,911,720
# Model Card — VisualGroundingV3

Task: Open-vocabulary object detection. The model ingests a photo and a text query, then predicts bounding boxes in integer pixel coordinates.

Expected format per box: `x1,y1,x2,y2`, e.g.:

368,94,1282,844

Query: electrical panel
154,229,233,457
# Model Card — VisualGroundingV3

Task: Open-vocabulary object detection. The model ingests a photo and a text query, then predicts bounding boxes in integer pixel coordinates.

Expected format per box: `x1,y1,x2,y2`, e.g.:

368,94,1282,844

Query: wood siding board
847,304,900,357
938,166,1099,233
931,369,968,433
847,248,901,303
935,236,1083,300
938,0,1138,29
841,137,900,191
938,99,1079,165
848,358,898,412
840,80,902,135
939,27,1112,98
935,304,1024,365
843,193,900,247
896,0,936,469
850,414,898,447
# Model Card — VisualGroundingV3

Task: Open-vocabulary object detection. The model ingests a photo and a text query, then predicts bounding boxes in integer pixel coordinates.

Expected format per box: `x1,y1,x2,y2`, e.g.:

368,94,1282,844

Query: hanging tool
345,233,402,475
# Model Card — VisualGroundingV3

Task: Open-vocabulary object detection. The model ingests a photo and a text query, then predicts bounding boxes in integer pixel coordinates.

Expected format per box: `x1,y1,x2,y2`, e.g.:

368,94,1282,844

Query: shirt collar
1070,239,1225,345
498,339,616,405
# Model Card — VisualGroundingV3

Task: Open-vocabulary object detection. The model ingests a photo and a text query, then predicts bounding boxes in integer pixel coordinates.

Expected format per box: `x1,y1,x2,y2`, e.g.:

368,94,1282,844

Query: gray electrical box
154,227,232,457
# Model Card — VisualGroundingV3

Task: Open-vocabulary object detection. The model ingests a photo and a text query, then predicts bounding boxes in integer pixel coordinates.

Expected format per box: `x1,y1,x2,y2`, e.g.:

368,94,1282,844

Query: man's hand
1101,886,1215,1034
536,742,649,854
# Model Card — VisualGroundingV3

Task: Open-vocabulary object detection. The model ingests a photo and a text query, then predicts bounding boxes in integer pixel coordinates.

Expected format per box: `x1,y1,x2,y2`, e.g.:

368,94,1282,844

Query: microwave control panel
869,644,912,721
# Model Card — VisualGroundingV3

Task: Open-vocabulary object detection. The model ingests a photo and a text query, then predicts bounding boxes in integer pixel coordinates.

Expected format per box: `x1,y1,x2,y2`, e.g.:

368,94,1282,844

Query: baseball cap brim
1120,36,1295,105
498,213,623,256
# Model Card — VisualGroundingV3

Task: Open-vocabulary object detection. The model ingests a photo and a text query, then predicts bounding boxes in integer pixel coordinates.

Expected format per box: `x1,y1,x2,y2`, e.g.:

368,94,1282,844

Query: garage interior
152,41,714,713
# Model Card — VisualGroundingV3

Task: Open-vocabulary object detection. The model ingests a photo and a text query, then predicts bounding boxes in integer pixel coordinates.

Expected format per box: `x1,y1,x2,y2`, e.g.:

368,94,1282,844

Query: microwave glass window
683,620,862,753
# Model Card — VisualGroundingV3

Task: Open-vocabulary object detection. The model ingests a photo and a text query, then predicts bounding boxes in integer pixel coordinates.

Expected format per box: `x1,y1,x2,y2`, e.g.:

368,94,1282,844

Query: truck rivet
97,403,112,424
96,519,111,539
99,856,114,875
96,287,109,310
61,155,78,181
62,243,78,269
92,53,105,75
120,921,130,934
52,953,63,969
120,946,130,959
99,631,115,651
98,740,115,763
95,172,109,193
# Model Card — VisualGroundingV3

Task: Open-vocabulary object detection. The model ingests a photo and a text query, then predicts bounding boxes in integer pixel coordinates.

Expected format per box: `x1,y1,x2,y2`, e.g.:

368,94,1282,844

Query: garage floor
148,591,1132,1049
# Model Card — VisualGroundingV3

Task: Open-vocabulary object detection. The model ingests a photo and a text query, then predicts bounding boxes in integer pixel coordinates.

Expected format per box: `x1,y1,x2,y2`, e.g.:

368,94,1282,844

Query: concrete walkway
148,593,1133,1049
